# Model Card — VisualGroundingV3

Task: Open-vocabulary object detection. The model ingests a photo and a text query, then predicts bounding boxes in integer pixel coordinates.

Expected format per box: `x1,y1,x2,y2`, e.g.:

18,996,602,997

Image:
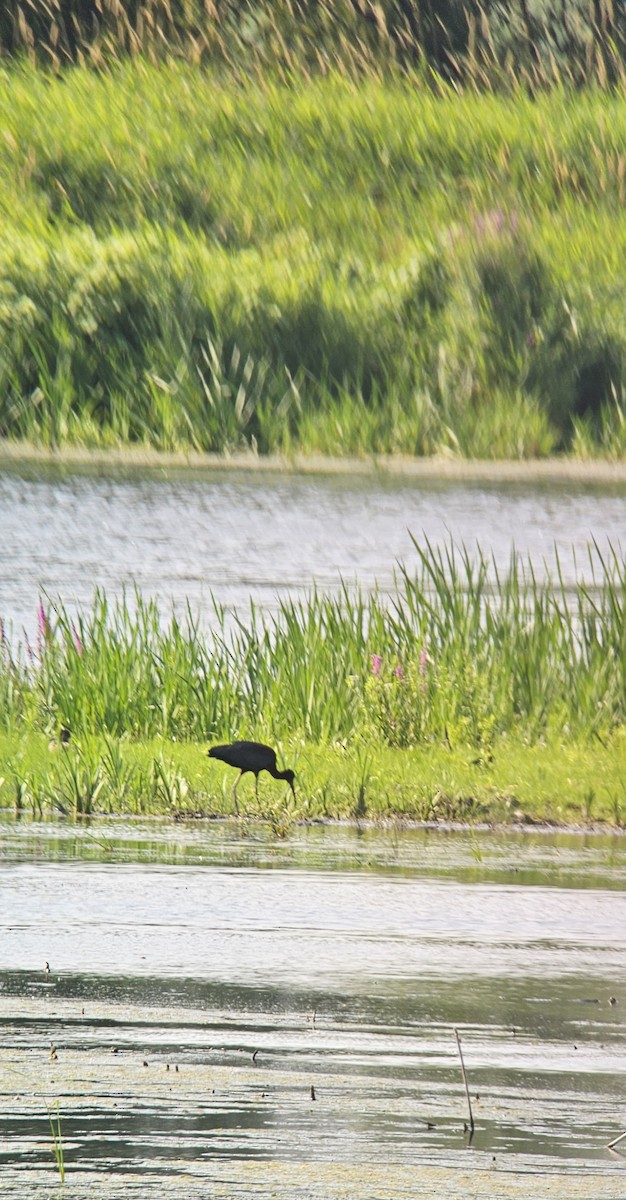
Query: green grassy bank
1,731,624,829
2,64,626,458
2,541,626,826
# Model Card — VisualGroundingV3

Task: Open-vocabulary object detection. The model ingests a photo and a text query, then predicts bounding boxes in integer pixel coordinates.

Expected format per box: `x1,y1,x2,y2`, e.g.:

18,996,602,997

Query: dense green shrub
1,67,626,456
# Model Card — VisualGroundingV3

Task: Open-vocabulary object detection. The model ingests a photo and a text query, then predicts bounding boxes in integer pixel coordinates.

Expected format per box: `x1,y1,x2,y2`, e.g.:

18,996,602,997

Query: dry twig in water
454,1027,475,1137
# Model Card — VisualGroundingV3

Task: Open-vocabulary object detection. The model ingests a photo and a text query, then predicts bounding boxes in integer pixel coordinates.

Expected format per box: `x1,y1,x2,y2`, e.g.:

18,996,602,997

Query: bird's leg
232,771,242,817
255,774,260,804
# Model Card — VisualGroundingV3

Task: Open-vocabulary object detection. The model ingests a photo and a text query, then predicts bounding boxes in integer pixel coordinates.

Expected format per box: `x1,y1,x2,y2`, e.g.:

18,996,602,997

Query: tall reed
3,0,626,92
2,541,625,749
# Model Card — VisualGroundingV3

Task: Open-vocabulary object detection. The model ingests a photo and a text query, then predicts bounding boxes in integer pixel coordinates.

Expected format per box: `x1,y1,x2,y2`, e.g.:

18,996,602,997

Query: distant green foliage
1,66,626,456
0,69,618,453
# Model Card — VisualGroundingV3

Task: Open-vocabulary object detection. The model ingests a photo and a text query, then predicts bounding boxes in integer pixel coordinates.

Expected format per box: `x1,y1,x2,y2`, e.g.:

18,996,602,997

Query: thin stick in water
454,1027,475,1136
607,1128,626,1151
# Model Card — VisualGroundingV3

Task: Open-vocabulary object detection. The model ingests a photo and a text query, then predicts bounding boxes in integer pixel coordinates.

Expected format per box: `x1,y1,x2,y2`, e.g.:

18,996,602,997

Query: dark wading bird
208,740,296,814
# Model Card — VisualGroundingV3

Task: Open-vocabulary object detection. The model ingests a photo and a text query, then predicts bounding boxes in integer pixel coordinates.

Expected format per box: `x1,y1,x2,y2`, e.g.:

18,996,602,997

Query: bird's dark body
208,740,296,812
209,741,280,775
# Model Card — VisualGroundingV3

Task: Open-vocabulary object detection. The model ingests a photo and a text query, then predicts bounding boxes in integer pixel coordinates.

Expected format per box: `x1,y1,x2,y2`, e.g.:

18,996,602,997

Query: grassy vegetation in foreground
2,540,626,826
2,65,626,457
1,731,625,829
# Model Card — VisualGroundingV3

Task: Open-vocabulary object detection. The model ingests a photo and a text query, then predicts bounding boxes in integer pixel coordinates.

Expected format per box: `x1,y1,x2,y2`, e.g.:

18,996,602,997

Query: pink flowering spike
37,601,48,639
71,623,84,656
370,654,382,676
395,663,404,679
419,645,429,676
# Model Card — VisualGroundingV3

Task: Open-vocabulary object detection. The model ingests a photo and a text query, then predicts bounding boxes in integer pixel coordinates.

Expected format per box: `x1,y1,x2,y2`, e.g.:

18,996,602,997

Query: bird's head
283,768,296,796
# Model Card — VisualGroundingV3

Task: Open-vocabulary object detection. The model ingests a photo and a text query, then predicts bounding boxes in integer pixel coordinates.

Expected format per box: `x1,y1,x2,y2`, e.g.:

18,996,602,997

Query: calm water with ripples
0,820,625,1196
2,462,626,641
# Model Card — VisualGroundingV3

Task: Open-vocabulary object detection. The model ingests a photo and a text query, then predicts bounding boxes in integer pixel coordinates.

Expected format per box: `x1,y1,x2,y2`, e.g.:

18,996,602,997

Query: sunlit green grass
1,730,624,827
2,539,626,825
2,64,626,456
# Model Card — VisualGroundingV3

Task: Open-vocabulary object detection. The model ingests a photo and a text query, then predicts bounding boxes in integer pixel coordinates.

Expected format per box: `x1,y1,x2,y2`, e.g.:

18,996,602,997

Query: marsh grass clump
2,539,626,779
48,1101,65,1185
54,740,104,816
362,649,498,753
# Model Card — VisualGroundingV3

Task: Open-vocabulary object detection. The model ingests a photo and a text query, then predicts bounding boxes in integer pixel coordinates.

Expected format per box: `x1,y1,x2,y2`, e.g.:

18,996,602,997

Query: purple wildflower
419,644,430,676
471,206,518,244
37,601,48,639
71,623,84,656
395,663,404,679
371,653,382,676
36,601,49,659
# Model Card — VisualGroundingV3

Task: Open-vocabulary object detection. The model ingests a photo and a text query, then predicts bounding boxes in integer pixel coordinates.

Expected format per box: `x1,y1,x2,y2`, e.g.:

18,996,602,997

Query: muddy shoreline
2,439,626,484
2,805,623,837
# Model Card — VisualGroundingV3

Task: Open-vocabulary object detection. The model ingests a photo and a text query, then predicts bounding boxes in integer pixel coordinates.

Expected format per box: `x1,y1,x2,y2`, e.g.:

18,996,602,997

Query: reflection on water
0,819,625,1196
4,813,626,888
2,462,626,641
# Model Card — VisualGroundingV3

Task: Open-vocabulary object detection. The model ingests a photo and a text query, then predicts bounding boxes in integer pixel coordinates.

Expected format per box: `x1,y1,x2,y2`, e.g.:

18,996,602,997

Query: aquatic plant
48,1101,65,1185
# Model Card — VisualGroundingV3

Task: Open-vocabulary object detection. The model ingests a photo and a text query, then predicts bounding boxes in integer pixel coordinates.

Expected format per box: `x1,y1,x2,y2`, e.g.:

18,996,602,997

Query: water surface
0,818,625,1197
2,462,626,641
